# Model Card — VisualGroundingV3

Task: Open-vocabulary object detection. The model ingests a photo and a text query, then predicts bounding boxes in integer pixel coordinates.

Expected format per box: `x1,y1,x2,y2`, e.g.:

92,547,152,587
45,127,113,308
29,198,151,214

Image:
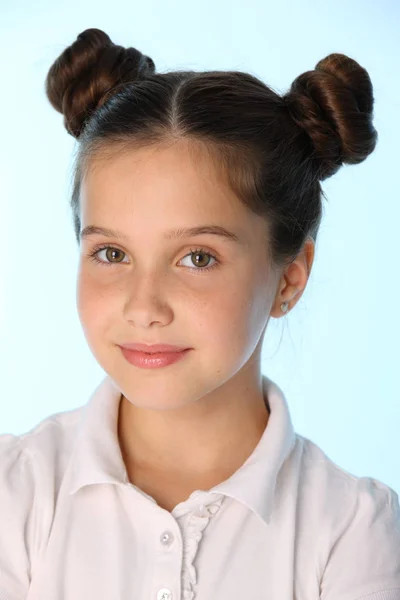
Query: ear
270,238,315,318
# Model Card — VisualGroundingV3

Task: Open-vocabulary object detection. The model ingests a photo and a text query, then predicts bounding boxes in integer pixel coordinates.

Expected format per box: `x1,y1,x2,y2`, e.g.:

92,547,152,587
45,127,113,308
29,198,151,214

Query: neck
117,370,270,479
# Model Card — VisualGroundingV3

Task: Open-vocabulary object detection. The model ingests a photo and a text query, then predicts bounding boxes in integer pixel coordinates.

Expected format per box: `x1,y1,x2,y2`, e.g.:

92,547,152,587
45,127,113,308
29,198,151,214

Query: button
160,530,174,546
157,588,172,600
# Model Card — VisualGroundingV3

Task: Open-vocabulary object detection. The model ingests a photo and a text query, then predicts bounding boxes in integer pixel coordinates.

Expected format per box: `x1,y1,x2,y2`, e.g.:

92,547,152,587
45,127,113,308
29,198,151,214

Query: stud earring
281,301,289,313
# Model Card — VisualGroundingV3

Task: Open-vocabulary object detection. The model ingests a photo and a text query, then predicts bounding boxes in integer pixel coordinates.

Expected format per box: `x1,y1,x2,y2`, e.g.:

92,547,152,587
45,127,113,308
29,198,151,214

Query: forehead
80,141,246,220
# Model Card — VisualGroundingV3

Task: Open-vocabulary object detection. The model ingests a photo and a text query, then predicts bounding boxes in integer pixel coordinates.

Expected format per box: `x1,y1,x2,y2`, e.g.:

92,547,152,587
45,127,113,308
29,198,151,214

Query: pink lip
119,346,191,369
119,343,189,353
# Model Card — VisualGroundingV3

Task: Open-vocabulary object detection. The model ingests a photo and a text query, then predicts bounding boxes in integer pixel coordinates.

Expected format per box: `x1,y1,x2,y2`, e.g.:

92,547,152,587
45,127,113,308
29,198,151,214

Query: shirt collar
210,376,297,523
67,374,296,525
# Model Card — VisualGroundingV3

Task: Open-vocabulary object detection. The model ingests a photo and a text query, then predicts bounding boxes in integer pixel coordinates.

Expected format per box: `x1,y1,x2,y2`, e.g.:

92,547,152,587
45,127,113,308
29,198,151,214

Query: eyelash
87,244,219,274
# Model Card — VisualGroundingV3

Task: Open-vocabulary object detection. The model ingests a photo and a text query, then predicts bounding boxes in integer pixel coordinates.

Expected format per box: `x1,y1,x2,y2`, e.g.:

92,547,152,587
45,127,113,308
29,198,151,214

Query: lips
119,343,188,354
119,345,191,369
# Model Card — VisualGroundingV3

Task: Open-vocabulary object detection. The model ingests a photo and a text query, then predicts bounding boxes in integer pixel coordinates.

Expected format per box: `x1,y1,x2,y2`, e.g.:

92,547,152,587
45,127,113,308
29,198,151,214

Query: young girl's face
76,140,281,410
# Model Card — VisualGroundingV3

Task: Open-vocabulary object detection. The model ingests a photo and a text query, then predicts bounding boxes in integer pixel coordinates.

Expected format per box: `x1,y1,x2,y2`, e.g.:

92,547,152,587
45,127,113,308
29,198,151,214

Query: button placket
153,516,181,600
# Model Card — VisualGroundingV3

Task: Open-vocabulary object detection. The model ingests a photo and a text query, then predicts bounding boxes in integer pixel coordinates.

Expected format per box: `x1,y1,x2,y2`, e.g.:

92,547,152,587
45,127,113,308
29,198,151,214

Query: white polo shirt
1,374,399,600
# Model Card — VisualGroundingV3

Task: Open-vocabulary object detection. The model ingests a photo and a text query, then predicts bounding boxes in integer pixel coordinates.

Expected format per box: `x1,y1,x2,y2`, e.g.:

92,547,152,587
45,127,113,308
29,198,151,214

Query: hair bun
45,28,156,139
283,53,377,180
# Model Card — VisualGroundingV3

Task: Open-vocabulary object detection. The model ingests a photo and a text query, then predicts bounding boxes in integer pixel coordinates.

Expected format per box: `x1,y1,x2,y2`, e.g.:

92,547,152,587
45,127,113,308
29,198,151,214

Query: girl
1,27,399,600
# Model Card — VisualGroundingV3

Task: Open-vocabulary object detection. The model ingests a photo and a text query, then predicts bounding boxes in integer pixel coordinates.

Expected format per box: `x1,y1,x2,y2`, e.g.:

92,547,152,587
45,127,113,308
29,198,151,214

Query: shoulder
0,406,84,596
289,434,400,598
291,433,399,529
1,404,83,487
294,432,398,505
1,403,84,500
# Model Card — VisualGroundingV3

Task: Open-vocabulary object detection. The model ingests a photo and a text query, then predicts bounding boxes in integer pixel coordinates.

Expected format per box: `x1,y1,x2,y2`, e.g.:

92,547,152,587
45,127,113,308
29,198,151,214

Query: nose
122,269,173,328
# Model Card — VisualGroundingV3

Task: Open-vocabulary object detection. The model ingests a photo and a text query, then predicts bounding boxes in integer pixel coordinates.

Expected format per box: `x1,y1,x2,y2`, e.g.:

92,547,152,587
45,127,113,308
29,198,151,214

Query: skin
76,139,315,509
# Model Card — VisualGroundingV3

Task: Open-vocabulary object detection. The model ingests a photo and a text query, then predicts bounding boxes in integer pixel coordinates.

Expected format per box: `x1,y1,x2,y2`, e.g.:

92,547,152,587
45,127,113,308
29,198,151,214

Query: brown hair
45,28,377,269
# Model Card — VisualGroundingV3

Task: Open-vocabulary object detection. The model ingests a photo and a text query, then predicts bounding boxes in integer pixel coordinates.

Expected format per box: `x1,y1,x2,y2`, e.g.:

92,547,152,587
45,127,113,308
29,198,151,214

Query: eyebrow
80,224,241,244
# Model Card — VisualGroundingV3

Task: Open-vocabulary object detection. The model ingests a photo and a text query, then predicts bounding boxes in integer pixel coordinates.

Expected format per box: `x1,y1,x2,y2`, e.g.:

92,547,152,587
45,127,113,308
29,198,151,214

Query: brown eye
105,248,125,262
191,250,211,268
89,246,128,265
179,248,218,272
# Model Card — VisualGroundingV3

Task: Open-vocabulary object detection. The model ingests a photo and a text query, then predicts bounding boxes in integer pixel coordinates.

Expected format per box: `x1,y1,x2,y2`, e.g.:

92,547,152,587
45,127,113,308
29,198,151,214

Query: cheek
197,287,259,348
223,279,271,348
76,271,116,333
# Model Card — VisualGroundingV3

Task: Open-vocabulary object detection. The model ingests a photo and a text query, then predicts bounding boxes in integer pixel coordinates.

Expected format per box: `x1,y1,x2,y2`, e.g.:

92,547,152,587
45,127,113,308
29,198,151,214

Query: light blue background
0,0,399,493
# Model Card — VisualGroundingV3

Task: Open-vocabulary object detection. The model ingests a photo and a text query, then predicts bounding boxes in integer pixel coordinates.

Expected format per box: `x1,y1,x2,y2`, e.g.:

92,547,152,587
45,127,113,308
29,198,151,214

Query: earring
281,301,289,313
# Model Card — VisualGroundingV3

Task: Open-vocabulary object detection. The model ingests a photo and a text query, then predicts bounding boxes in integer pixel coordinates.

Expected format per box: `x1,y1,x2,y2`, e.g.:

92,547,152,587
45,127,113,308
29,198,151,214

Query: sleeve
320,476,400,600
0,434,35,600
